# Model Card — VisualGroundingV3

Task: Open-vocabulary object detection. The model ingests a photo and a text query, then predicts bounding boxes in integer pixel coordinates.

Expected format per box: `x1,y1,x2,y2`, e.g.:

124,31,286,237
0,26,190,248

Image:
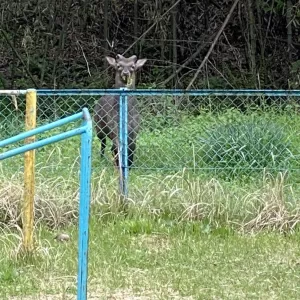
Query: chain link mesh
1,92,300,179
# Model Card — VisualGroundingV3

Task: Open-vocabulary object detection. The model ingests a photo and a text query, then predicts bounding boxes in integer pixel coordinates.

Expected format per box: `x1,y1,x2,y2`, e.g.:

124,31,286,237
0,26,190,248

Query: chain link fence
1,90,300,179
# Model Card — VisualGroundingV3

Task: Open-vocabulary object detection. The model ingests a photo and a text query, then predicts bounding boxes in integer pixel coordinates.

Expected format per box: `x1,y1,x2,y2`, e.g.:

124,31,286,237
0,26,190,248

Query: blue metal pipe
77,107,92,300
0,127,85,160
119,90,124,195
37,89,300,97
118,88,129,197
123,92,128,197
0,111,83,148
119,93,122,192
0,107,93,300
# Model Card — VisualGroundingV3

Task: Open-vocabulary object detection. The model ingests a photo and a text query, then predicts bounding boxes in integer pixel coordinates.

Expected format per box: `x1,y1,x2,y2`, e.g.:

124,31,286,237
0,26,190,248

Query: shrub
200,119,293,179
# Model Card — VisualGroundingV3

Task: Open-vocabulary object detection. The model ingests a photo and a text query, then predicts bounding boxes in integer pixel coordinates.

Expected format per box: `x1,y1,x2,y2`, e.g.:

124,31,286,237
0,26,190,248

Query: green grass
2,107,300,178
0,219,300,299
1,104,300,298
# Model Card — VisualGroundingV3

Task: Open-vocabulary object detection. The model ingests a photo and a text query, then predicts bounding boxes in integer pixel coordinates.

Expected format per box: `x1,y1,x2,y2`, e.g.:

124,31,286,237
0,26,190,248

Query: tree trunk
171,0,177,87
52,0,73,88
104,0,109,55
159,0,165,60
134,0,138,54
286,0,293,60
255,0,265,87
247,0,256,87
204,0,209,30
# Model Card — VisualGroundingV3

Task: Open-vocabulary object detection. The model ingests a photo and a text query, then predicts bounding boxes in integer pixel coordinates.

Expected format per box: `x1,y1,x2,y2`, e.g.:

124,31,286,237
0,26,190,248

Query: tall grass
1,107,300,232
1,165,299,232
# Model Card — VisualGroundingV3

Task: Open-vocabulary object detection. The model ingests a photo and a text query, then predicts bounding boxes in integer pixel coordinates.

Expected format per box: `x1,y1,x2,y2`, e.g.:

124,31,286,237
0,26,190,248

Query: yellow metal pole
23,89,37,253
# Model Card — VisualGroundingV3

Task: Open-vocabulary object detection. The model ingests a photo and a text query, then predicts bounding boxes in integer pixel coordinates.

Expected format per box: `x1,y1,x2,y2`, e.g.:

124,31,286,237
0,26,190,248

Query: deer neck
114,73,136,89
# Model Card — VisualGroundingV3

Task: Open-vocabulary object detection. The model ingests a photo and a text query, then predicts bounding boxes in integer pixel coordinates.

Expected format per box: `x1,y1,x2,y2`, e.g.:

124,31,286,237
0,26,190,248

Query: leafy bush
200,119,293,178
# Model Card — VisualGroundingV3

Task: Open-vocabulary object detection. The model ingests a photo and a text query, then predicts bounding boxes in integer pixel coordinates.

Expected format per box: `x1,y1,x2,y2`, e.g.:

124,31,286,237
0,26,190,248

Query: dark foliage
0,0,299,89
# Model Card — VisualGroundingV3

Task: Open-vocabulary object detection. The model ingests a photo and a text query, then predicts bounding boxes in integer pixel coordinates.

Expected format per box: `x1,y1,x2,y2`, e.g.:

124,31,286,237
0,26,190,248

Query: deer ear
106,56,117,67
135,58,147,70
128,55,137,62
116,54,125,61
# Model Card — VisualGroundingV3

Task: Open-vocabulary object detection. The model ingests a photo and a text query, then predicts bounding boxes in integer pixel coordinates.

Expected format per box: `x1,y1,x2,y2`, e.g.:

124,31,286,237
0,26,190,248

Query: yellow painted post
23,89,37,253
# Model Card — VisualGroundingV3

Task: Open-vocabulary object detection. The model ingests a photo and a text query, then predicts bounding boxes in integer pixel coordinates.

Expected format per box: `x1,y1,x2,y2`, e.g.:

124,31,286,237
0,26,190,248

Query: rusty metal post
23,89,37,252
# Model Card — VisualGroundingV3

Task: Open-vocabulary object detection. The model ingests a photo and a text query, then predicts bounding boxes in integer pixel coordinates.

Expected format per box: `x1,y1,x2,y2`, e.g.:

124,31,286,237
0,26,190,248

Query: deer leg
100,137,106,157
128,139,136,170
96,132,106,158
111,143,119,168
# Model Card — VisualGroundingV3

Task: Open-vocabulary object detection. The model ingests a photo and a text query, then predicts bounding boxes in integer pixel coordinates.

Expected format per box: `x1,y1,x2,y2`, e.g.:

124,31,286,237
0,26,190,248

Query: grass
0,220,300,299
1,165,300,298
1,165,300,231
1,102,300,298
3,106,300,175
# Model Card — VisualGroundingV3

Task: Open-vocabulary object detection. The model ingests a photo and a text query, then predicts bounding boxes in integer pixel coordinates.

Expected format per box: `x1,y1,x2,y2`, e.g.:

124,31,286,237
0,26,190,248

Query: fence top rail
0,89,27,95
0,89,299,97
36,89,300,97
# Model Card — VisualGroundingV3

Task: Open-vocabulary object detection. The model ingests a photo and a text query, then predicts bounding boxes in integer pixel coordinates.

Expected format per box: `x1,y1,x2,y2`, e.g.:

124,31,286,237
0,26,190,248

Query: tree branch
186,0,240,90
122,0,181,56
160,38,211,87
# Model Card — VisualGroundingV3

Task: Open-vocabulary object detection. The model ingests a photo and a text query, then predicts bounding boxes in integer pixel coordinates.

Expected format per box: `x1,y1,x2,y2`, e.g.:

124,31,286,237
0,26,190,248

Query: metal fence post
119,88,129,198
23,88,37,252
77,108,92,300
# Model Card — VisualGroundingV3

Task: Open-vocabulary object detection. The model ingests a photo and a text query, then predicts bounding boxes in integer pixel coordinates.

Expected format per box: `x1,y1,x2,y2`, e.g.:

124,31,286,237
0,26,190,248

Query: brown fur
94,54,147,168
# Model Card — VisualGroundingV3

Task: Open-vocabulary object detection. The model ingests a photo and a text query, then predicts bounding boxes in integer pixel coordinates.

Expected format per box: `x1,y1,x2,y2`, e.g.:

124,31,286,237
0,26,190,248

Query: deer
94,54,147,169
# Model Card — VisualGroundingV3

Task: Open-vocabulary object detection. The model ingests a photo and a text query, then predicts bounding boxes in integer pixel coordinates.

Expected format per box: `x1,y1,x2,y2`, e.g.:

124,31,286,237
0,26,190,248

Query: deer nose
122,70,130,76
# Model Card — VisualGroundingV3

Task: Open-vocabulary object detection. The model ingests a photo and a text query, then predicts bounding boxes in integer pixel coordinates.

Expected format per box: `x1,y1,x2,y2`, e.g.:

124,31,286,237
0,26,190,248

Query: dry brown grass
0,173,78,229
1,169,300,232
242,173,300,232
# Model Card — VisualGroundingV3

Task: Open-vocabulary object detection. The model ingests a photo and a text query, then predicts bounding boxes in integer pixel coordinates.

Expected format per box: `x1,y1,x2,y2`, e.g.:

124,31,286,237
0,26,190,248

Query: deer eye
131,65,135,70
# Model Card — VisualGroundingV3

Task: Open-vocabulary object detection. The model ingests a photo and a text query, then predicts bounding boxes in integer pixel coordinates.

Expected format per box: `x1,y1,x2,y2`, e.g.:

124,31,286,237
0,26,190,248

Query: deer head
106,54,147,88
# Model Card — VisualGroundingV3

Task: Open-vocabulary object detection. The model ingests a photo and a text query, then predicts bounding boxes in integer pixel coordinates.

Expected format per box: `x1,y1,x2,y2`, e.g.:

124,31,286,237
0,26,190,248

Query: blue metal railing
36,89,300,97
0,107,92,300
